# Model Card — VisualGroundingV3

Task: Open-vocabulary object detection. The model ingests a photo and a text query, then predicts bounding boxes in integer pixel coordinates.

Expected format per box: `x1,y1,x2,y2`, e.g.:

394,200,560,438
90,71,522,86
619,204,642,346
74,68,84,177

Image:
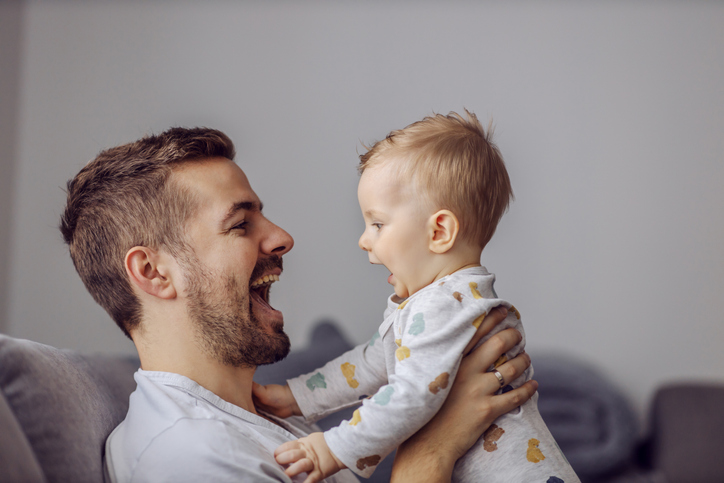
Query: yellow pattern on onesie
394,338,410,361
349,409,362,426
341,362,359,389
527,438,546,463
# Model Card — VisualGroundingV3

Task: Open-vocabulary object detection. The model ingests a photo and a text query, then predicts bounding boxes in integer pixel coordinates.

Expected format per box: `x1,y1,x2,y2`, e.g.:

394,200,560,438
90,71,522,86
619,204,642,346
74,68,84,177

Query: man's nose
261,219,294,256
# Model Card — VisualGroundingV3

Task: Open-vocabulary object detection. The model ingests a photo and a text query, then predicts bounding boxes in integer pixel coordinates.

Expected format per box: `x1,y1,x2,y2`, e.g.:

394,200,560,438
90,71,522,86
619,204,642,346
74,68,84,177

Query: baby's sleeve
287,330,387,423
323,287,510,478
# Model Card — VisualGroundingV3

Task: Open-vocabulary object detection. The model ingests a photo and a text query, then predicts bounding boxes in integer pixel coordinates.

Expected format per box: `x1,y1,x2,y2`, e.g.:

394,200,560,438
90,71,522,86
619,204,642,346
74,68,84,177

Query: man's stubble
182,253,290,368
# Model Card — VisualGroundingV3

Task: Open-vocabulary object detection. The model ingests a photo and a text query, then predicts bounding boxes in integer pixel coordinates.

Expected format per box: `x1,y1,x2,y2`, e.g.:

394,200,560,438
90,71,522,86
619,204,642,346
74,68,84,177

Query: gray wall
4,1,724,422
0,0,23,334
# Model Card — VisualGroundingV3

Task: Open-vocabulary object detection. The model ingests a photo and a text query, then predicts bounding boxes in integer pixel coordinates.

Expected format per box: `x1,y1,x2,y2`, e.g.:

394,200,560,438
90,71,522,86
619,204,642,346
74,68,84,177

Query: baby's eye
372,223,383,231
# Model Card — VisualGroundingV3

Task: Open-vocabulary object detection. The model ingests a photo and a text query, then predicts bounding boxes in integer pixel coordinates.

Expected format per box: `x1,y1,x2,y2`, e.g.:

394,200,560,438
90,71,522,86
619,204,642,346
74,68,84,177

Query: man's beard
182,254,290,368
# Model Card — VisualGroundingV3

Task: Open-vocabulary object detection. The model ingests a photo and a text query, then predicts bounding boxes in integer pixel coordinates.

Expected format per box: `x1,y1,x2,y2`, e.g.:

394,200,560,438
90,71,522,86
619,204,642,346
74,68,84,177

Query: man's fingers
495,351,531,387
463,306,509,355
462,327,522,376
494,380,538,413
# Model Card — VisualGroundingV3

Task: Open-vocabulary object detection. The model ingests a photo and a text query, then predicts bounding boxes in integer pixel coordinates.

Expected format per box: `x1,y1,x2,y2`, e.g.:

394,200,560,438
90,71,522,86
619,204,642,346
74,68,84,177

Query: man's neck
132,320,259,414
187,360,258,413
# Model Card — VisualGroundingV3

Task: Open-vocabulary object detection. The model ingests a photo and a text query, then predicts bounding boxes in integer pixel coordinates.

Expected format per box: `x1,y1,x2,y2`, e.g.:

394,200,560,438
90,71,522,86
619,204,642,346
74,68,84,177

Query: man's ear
427,210,459,254
125,246,177,299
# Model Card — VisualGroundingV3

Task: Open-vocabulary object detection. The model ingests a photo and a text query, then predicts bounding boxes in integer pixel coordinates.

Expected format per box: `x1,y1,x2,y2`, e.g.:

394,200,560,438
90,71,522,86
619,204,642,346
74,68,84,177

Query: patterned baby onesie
287,267,579,482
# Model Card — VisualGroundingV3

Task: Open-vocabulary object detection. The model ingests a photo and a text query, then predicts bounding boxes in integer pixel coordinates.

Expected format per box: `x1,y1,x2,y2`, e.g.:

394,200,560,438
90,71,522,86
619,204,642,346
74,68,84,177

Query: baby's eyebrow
364,209,383,218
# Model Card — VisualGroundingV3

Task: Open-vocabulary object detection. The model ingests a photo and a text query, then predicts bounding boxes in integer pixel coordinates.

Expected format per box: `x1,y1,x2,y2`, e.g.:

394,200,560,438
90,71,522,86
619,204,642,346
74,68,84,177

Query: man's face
172,157,294,367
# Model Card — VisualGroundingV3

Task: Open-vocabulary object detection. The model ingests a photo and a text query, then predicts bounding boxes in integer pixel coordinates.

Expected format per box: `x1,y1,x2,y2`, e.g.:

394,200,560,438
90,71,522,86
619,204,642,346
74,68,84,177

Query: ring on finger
493,370,505,388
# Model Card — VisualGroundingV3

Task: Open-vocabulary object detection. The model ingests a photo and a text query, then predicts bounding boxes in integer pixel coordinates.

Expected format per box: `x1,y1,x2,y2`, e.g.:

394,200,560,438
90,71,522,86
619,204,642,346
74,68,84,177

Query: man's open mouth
250,274,280,310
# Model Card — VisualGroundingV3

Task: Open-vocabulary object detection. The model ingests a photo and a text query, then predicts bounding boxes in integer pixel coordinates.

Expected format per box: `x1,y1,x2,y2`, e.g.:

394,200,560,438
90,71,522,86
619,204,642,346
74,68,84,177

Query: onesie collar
378,266,491,335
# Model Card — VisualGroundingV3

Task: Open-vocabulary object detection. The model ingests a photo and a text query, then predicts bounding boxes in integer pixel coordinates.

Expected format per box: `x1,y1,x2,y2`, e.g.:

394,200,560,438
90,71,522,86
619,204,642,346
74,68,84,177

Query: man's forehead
172,157,261,216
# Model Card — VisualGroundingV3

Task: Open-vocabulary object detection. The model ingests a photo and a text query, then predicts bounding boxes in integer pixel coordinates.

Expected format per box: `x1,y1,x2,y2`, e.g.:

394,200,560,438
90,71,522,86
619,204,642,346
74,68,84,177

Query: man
60,127,536,482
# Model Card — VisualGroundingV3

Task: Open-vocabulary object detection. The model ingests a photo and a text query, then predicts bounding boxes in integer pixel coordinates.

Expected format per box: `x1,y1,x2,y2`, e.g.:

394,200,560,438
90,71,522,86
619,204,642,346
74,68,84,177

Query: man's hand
274,432,347,483
391,306,538,482
252,383,301,418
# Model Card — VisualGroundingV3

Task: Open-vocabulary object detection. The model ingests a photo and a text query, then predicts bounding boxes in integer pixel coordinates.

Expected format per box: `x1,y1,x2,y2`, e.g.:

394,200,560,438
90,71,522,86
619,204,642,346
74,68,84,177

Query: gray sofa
1,323,723,483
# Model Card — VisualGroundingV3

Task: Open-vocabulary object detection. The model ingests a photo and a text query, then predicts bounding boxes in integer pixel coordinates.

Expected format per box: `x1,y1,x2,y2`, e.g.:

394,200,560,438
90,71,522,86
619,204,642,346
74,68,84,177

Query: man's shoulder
133,418,280,476
105,372,359,482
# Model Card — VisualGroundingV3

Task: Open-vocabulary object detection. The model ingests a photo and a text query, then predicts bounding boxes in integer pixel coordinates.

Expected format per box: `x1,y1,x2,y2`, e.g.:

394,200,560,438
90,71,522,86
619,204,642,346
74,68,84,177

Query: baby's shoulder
435,271,497,301
397,277,483,315
398,281,459,311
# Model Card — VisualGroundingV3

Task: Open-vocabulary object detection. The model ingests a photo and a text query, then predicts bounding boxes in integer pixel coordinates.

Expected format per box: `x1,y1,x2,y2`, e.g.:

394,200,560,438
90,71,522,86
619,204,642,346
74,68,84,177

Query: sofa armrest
0,334,139,483
0,389,46,483
649,383,724,483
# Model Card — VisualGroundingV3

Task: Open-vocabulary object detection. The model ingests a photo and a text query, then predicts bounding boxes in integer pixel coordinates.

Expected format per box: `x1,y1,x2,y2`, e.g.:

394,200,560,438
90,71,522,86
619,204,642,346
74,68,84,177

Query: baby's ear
125,246,177,300
428,210,459,254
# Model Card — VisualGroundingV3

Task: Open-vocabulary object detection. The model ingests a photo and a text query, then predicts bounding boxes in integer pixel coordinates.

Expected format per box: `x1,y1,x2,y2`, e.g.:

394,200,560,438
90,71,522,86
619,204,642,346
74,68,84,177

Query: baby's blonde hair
359,110,513,249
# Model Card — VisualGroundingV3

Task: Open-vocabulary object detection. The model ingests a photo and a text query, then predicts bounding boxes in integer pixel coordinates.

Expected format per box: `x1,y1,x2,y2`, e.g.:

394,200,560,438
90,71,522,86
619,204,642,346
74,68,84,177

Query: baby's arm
286,331,388,422
253,328,387,423
274,432,346,483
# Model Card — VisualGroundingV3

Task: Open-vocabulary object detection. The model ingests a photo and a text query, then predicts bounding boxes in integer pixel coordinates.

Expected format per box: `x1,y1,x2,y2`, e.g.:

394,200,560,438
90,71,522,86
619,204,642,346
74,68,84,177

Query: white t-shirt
104,370,359,483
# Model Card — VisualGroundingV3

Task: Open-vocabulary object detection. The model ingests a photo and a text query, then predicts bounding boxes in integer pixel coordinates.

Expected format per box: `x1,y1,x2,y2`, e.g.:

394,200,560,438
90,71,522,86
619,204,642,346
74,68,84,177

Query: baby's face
357,162,437,298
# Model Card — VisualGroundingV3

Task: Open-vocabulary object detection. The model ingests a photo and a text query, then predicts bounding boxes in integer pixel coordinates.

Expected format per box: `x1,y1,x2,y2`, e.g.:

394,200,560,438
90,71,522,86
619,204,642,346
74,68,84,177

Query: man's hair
358,110,513,249
59,127,235,338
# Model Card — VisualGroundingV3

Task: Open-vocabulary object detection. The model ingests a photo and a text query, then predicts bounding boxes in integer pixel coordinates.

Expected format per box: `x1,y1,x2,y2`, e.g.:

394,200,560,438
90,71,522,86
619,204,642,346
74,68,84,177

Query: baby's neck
430,245,484,285
433,261,482,284
398,258,483,303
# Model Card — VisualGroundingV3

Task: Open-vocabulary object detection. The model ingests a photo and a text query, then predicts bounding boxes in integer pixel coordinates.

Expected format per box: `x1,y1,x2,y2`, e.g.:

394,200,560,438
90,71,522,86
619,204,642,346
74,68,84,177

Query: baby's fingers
284,458,315,478
302,469,324,483
274,440,301,459
277,448,308,465
251,381,264,397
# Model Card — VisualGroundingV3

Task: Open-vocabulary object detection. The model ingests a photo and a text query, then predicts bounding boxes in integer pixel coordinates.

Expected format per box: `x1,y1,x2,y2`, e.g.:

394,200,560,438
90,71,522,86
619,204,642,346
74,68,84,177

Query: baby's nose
358,233,369,251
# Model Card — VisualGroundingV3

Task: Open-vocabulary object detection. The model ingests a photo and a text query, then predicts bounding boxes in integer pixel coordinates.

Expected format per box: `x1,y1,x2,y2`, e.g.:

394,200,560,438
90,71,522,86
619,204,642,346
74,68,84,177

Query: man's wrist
391,435,456,482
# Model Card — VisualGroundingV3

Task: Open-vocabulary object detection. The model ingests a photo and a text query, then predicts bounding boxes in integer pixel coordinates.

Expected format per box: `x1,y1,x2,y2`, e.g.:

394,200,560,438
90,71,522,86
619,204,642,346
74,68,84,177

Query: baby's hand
252,382,301,418
275,432,346,483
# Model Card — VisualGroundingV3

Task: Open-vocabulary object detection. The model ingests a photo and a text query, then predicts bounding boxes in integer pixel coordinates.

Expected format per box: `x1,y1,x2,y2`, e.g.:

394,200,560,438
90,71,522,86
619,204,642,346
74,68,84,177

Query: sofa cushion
533,354,639,479
0,334,139,483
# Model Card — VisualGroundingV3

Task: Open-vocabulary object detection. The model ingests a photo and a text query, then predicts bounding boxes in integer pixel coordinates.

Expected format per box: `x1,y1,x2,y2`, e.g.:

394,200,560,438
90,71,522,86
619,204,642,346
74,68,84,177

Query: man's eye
232,221,248,231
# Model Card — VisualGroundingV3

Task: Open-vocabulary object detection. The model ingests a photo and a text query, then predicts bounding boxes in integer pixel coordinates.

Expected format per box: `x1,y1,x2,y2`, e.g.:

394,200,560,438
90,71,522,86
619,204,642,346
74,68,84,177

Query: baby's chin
392,283,413,299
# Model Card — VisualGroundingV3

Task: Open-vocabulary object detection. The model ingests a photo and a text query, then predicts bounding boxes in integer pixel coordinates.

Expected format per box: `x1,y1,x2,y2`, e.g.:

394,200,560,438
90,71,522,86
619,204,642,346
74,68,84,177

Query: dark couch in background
1,322,723,483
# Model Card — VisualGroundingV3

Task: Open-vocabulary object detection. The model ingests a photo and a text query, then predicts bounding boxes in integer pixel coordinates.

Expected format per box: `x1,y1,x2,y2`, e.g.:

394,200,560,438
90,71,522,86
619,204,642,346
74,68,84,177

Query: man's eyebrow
221,201,263,226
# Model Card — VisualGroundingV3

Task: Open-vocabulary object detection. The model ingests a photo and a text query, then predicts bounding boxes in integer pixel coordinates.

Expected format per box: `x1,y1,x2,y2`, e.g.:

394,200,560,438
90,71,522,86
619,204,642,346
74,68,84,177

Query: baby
254,111,578,482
